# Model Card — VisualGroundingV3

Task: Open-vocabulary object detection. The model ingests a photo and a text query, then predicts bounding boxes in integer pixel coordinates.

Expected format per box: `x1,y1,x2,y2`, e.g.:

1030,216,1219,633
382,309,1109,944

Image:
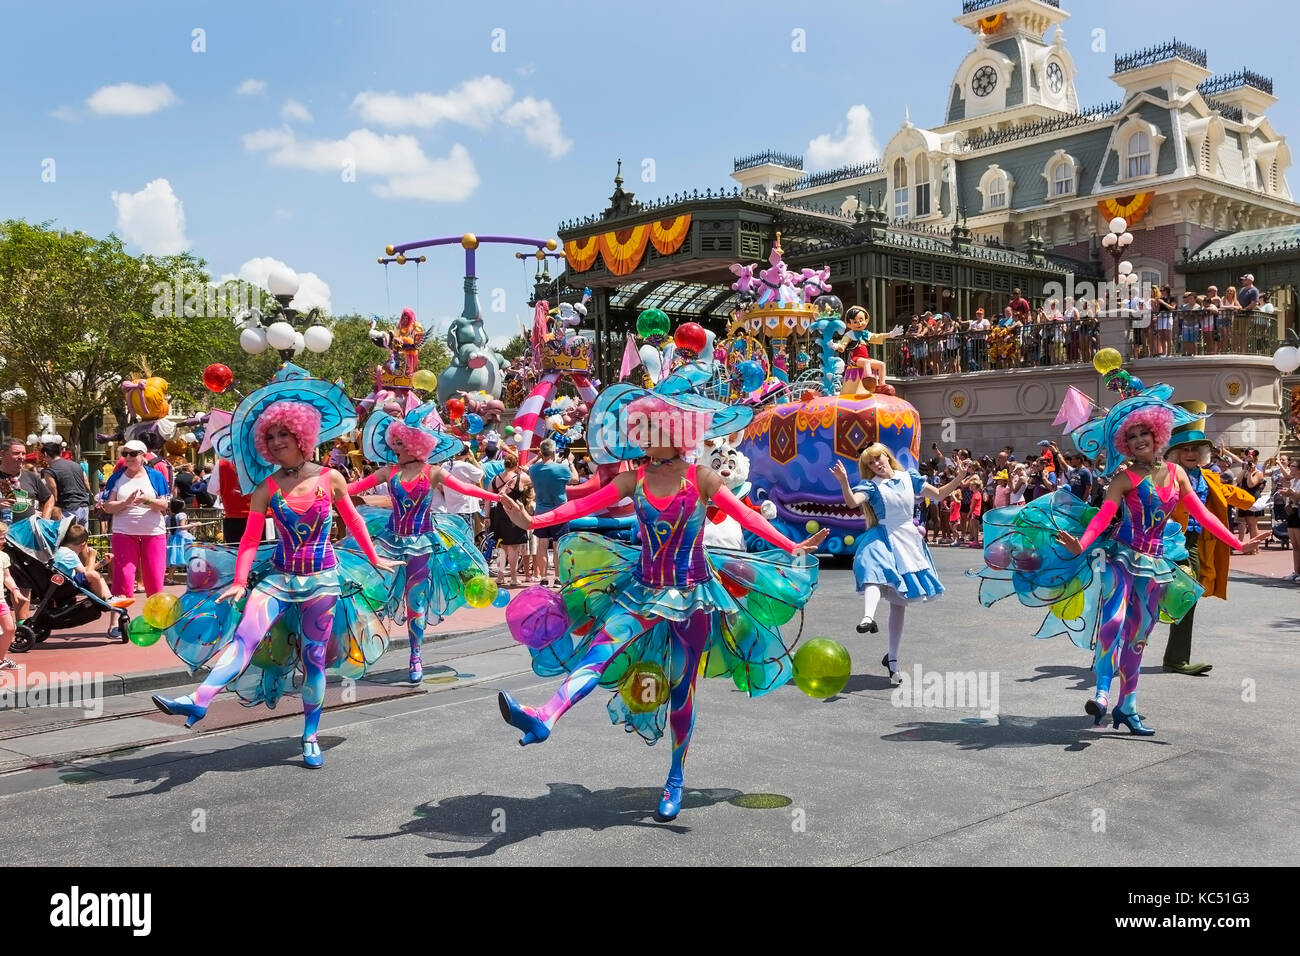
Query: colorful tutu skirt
161,542,394,709
510,531,819,744
166,530,194,568
344,506,490,626
969,489,1203,649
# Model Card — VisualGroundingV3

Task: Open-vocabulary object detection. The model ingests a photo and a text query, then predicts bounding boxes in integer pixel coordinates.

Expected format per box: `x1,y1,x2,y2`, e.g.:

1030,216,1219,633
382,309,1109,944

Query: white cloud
110,178,189,255
50,106,79,121
86,82,178,117
237,79,267,96
353,76,513,130
234,257,332,313
502,97,571,158
281,99,312,123
515,64,536,77
806,104,880,170
242,126,479,201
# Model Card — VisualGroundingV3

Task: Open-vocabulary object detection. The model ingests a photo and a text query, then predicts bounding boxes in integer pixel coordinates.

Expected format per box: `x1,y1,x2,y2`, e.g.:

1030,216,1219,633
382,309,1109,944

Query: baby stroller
4,515,130,653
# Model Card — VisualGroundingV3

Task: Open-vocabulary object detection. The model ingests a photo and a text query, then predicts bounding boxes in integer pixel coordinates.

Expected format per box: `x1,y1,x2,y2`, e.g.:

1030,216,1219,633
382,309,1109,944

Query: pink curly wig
386,420,439,461
1113,406,1173,458
624,395,714,452
253,401,322,463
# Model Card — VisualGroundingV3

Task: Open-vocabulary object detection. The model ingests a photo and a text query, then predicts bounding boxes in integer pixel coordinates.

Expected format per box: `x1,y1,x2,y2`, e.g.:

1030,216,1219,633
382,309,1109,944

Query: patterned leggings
191,590,337,740
404,554,432,661
1093,564,1160,715
534,609,712,786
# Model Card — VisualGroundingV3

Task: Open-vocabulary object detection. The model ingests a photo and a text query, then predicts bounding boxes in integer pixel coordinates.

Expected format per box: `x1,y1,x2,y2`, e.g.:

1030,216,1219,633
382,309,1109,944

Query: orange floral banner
598,225,651,276
978,12,1005,33
1098,192,1154,228
649,214,692,255
563,235,600,272
563,214,693,275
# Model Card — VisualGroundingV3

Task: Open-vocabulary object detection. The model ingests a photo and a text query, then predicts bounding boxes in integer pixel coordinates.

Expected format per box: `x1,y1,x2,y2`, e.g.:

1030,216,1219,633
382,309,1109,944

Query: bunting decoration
1097,192,1154,228
649,214,692,255
563,234,600,272
562,215,693,275
977,12,1005,33
597,225,651,276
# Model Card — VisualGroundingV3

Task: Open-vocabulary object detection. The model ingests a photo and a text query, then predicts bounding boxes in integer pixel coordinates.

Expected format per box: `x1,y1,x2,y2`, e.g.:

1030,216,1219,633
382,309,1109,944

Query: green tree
500,333,529,361
0,220,234,455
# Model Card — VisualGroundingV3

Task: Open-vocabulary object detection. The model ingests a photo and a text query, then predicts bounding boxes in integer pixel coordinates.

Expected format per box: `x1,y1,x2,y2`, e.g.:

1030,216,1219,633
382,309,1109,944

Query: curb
2,623,510,708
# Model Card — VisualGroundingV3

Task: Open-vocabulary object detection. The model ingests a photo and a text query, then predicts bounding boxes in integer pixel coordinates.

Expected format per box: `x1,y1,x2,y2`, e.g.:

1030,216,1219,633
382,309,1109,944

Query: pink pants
111,533,166,598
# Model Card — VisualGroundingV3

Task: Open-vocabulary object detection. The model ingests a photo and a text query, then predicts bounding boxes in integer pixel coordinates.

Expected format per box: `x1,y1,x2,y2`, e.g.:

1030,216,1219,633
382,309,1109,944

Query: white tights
863,585,908,665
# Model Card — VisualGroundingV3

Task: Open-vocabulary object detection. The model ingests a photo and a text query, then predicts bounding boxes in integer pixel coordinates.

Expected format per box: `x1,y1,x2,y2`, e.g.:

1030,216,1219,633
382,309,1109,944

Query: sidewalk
2,581,511,703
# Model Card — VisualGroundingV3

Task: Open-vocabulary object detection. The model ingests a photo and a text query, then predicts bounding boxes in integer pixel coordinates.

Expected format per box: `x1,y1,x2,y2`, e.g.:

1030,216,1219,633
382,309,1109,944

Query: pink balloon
986,541,1014,570
505,585,569,650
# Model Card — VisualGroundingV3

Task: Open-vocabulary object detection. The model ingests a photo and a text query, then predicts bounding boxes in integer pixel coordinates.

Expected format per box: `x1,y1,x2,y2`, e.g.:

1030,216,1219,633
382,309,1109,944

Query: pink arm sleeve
1076,499,1118,552
443,472,499,503
531,481,622,528
347,472,380,496
1181,488,1242,551
335,492,382,564
232,512,266,588
712,486,799,554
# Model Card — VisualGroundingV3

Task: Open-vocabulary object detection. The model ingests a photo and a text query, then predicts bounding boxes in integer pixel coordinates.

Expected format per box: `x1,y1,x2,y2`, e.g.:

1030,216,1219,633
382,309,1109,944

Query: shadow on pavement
62,735,347,796
1013,665,1094,690
349,782,744,858
881,714,1172,753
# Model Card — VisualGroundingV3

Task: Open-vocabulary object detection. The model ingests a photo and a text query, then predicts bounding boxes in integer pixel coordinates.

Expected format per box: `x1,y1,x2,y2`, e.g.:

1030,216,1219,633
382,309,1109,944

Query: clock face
1047,61,1064,94
972,65,998,97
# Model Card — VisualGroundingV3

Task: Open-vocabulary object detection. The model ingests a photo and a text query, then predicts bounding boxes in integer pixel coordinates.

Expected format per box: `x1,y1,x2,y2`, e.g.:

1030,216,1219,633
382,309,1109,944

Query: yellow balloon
1051,590,1086,620
142,592,181,629
411,369,438,391
1092,348,1123,375
805,520,820,534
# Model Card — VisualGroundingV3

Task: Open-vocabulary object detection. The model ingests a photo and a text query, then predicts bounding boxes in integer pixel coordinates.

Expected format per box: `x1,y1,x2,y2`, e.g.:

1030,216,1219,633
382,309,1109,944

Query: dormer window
1127,131,1151,178
893,157,909,219
978,164,1013,211
1044,149,1079,197
914,154,931,216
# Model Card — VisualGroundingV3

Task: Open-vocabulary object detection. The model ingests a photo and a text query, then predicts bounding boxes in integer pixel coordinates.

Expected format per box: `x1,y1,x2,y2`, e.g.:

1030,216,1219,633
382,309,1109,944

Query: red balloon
673,322,708,356
203,364,233,393
446,398,465,420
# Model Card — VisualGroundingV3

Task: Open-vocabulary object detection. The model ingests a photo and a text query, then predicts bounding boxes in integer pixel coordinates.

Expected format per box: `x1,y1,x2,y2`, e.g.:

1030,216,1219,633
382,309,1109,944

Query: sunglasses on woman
123,451,144,457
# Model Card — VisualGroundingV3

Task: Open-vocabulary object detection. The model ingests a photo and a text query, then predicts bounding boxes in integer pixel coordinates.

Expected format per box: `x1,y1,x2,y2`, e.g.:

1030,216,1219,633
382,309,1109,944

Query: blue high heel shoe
1111,708,1155,736
152,693,207,728
302,738,323,769
1084,695,1108,726
656,783,684,822
497,691,550,746
409,657,423,684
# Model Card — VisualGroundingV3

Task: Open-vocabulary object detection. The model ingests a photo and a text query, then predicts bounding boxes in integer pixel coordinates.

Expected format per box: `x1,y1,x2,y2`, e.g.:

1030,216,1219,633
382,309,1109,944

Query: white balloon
240,327,269,354
292,331,306,356
303,325,333,353
1272,346,1300,374
265,321,297,350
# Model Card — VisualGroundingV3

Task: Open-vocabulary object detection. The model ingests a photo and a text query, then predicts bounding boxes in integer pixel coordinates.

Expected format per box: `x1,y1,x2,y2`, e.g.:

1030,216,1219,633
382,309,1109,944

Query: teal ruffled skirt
519,531,819,743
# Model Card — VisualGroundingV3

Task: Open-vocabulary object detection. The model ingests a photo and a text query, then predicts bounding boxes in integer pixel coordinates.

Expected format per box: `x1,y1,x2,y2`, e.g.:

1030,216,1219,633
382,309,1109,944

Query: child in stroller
2,516,132,654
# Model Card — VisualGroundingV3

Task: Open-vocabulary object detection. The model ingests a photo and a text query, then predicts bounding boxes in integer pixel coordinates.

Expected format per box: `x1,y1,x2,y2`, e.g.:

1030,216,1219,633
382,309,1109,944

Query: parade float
724,237,923,556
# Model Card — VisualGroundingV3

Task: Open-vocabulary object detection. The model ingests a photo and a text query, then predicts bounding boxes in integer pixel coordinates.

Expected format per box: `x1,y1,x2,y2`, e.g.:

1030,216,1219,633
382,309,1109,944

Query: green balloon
127,616,162,647
636,308,670,338
747,592,796,627
792,638,852,698
464,574,498,609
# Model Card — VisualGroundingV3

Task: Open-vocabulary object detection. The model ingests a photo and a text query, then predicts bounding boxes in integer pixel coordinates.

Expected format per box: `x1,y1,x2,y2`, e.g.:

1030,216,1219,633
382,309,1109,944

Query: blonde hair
857,443,901,479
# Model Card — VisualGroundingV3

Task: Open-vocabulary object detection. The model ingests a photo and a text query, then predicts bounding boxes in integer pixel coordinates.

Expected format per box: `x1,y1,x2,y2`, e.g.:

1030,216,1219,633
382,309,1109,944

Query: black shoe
856,615,877,634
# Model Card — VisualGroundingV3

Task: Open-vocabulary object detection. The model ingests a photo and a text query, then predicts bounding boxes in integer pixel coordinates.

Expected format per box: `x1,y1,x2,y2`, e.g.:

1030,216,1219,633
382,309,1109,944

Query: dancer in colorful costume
832,444,970,685
972,377,1240,736
344,400,497,683
152,365,398,768
1161,401,1267,675
496,365,827,822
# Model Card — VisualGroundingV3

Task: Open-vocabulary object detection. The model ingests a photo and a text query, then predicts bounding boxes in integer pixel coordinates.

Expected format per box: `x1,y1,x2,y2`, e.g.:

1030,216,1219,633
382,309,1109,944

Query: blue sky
3,0,1295,345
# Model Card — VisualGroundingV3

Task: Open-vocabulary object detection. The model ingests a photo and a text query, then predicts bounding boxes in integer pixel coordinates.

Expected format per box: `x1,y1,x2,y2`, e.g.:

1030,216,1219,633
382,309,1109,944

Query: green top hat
1166,399,1210,450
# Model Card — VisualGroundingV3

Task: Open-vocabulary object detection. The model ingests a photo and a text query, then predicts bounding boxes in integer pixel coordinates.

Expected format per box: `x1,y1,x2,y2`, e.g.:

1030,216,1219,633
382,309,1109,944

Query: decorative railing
962,0,1058,11
1130,309,1280,360
558,186,772,231
1114,39,1207,74
734,150,803,172
1204,98,1244,123
956,102,1120,152
1198,68,1274,97
776,160,883,192
1182,236,1300,265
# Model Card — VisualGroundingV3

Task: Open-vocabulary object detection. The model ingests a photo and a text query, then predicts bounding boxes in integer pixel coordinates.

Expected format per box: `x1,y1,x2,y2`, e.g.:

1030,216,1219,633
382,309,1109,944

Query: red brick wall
1048,223,1230,292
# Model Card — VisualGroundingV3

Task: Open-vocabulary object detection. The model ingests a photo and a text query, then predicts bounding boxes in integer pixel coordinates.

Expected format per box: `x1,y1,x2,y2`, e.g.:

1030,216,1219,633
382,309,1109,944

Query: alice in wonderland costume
852,471,943,601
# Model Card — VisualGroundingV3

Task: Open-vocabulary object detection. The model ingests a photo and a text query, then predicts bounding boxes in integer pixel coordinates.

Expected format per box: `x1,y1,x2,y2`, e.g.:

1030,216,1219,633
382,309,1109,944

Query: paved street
1,549,1295,866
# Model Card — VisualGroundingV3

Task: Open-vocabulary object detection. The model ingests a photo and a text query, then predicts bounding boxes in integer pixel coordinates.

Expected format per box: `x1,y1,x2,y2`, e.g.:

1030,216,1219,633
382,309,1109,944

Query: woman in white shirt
101,441,170,600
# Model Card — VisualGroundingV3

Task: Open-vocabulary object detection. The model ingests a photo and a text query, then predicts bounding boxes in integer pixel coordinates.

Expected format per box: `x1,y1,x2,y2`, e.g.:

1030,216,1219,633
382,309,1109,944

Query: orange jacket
1172,468,1255,600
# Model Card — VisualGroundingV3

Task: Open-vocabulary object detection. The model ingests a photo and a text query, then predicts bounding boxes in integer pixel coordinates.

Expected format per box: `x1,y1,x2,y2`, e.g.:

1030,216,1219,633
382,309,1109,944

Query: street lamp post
1100,215,1141,354
237,266,334,361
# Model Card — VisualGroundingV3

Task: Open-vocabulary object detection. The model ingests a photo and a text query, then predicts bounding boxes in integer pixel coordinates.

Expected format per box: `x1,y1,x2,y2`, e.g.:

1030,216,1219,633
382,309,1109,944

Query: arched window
893,158,909,219
1053,162,1073,195
1127,131,1152,178
988,171,1008,208
914,155,931,216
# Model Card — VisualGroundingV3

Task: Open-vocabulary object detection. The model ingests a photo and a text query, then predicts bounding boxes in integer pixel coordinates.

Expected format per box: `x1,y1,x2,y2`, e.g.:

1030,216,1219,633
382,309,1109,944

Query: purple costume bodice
632,465,709,588
268,474,337,574
387,466,435,536
1115,473,1179,556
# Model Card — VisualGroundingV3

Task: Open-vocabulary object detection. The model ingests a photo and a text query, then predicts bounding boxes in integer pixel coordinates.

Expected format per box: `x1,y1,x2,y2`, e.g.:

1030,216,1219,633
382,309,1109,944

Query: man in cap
1236,274,1260,311
1162,401,1268,675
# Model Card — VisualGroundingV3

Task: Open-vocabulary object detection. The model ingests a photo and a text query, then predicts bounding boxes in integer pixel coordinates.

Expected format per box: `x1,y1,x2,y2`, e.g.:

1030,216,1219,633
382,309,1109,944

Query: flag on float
1053,385,1095,433
618,333,639,381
